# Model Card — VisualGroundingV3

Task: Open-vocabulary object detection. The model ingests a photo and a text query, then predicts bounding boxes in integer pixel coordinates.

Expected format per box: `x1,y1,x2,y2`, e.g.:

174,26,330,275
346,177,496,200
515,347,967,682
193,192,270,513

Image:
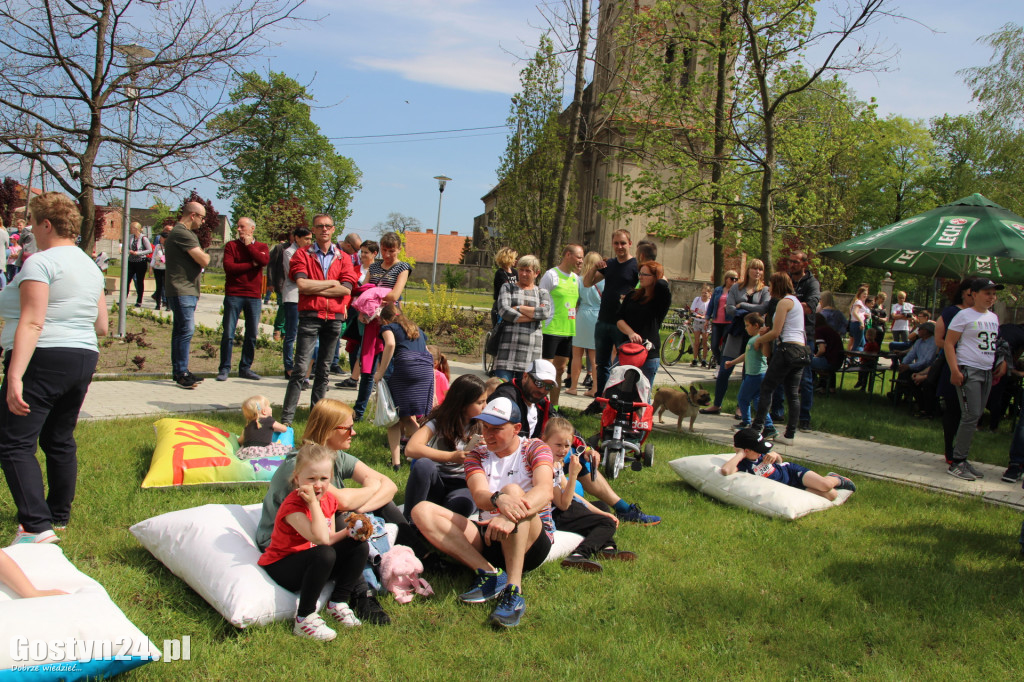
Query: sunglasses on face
528,373,555,390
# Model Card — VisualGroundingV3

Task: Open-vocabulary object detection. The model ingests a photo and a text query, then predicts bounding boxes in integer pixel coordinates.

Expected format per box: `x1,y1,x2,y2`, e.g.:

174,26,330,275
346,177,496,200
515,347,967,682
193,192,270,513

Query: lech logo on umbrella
923,216,977,249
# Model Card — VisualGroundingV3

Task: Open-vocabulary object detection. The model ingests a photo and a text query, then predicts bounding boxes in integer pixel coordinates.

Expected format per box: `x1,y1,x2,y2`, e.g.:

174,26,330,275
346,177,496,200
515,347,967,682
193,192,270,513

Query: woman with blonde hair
493,254,553,381
567,251,604,395
0,192,107,544
848,286,870,351
707,269,739,370
491,247,519,325
702,259,770,416
254,398,414,626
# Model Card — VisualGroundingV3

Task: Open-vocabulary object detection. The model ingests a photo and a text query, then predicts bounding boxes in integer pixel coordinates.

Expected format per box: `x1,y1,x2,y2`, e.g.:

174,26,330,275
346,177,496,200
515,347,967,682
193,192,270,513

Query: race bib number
567,305,576,320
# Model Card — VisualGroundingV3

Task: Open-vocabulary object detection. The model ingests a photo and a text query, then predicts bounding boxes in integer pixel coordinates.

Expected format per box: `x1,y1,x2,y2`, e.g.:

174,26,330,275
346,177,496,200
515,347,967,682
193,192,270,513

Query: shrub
442,264,465,290
405,281,464,335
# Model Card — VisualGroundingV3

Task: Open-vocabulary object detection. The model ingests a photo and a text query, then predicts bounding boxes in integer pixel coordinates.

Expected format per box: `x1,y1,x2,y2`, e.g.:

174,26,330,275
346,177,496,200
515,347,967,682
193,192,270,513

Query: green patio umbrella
820,194,1024,283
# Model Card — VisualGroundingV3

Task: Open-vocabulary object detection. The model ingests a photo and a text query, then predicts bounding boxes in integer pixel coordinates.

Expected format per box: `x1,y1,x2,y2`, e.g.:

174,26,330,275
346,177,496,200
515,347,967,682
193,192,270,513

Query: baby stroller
594,343,655,480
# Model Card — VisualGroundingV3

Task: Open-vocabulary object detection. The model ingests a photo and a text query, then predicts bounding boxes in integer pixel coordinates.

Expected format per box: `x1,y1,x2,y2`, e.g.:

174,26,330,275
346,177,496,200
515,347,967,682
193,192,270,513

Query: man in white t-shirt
945,278,1006,481
411,397,554,628
890,291,913,343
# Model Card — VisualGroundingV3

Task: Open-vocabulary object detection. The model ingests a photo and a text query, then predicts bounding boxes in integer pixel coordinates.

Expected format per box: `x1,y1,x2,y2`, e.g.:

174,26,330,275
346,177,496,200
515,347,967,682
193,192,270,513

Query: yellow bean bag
142,418,254,488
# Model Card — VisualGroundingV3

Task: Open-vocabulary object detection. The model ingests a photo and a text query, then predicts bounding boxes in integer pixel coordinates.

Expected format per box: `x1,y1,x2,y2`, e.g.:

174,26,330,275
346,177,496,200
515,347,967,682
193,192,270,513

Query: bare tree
373,212,422,237
0,0,305,250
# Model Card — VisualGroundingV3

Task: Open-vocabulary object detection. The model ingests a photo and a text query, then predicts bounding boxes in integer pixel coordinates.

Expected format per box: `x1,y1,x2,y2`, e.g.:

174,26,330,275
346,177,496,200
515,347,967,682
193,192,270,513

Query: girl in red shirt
258,443,370,641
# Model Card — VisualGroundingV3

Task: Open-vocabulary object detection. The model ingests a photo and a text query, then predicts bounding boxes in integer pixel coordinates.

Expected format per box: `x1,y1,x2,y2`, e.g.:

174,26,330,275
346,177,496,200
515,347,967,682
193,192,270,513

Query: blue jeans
595,320,624,396
353,356,381,422
282,316,343,424
736,373,773,429
849,321,865,351
168,295,198,377
712,355,736,408
282,302,299,374
640,357,660,388
219,295,262,374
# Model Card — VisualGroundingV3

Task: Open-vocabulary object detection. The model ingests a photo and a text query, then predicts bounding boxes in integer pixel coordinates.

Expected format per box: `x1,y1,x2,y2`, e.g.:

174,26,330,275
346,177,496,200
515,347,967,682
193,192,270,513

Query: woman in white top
749,272,809,444
847,286,870,351
0,192,107,544
890,290,913,343
150,226,169,310
690,285,711,367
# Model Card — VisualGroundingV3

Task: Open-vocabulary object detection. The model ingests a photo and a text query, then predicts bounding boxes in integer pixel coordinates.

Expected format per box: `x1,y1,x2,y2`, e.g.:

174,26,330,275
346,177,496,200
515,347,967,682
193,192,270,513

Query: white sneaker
325,601,362,627
293,613,337,641
11,525,59,546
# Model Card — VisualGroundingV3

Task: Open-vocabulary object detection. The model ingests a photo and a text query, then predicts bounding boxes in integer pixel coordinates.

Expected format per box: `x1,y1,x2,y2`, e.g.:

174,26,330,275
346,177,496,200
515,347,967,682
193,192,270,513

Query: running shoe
616,503,661,526
458,568,507,603
489,585,525,628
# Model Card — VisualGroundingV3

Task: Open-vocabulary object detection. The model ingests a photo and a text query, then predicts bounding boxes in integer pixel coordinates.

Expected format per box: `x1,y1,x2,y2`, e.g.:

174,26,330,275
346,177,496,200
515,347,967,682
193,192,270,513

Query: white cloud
294,0,543,94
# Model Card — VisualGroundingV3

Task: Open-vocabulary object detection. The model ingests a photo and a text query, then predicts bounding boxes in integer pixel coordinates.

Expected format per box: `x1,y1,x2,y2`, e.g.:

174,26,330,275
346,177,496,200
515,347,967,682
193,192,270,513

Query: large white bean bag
131,503,336,628
0,545,160,680
132,502,583,629
669,454,852,520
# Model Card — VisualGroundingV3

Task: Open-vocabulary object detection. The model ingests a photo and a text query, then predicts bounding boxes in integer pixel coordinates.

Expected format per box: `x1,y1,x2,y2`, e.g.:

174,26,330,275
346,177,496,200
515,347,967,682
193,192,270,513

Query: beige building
473,0,718,282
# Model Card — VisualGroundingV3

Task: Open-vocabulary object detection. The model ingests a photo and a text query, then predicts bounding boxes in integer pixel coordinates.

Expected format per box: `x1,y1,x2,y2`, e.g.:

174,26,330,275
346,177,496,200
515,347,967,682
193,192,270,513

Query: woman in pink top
708,270,739,370
847,286,870,351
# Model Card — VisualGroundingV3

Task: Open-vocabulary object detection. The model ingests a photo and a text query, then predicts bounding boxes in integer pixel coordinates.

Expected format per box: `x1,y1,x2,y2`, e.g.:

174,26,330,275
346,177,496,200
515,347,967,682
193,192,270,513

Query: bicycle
660,308,696,366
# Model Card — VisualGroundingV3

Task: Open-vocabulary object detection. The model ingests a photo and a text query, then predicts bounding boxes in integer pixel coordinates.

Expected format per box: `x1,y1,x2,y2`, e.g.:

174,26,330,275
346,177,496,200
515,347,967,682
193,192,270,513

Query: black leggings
552,500,617,557
262,539,369,617
128,260,147,305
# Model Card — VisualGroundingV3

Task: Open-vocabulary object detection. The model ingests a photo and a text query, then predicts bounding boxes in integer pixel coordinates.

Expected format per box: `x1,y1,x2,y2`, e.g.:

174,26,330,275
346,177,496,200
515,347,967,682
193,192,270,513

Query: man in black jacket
491,359,555,438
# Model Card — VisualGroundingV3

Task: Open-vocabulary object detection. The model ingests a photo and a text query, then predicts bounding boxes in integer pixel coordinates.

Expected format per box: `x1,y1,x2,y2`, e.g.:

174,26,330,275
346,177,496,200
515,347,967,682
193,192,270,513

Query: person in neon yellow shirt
539,244,583,407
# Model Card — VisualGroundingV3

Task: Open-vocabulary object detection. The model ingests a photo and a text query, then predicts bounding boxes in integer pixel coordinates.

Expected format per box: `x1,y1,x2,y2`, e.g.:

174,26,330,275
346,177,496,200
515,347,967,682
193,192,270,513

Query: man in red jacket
281,214,358,424
217,217,270,381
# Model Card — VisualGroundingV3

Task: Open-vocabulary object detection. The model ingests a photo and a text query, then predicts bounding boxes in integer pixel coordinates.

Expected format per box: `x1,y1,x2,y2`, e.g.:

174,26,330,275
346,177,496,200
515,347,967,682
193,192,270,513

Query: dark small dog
653,385,711,433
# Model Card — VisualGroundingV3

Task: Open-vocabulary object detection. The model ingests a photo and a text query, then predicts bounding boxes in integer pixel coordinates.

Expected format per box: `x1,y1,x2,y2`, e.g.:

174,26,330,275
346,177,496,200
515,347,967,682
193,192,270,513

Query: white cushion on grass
130,503,397,629
669,454,852,520
0,545,159,680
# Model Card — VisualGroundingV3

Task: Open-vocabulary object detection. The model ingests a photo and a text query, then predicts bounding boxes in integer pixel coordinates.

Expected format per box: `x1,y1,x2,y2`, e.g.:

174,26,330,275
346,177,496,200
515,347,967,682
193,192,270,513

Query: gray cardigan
722,283,771,358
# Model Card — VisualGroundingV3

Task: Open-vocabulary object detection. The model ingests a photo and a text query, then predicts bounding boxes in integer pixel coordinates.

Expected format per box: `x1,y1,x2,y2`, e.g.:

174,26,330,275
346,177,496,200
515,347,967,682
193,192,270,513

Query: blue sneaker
616,503,661,526
489,585,525,628
458,568,507,604
828,473,857,492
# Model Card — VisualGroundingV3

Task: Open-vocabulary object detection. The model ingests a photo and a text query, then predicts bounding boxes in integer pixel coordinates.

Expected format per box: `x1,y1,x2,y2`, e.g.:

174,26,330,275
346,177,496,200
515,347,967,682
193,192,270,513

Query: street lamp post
430,175,451,292
113,43,154,338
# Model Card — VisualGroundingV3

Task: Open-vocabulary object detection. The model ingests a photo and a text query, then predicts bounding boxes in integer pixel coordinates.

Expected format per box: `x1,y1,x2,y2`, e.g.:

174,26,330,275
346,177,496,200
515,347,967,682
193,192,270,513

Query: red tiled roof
403,230,468,265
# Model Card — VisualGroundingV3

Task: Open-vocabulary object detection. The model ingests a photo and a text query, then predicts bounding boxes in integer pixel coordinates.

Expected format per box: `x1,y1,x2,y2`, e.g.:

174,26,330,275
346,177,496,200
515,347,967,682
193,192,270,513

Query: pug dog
653,385,712,433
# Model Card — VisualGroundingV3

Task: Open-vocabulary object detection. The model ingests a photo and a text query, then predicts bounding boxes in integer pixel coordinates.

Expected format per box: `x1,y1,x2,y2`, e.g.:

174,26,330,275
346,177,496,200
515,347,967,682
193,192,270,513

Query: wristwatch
490,491,504,509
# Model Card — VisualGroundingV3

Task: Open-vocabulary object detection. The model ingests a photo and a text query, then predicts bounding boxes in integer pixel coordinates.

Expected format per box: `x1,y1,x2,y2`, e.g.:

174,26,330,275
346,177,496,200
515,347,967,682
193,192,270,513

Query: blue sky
187,0,1023,238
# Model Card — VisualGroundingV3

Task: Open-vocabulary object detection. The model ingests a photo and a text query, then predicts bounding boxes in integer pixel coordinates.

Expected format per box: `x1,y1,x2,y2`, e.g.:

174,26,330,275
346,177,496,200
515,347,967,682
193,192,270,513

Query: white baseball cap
474,397,522,425
527,359,557,384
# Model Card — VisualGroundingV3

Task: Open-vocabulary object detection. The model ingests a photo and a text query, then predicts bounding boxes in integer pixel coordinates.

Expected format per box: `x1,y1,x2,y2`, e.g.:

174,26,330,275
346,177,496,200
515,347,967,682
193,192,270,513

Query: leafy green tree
213,71,361,226
960,23,1024,132
493,34,573,261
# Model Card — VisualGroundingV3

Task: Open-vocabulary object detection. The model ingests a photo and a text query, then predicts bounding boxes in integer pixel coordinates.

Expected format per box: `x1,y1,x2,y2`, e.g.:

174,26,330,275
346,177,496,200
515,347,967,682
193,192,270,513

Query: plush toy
379,545,433,604
345,512,374,542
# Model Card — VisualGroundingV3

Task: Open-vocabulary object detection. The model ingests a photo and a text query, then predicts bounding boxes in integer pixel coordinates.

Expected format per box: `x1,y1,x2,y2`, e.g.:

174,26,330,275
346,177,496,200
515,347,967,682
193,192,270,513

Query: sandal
565,388,579,395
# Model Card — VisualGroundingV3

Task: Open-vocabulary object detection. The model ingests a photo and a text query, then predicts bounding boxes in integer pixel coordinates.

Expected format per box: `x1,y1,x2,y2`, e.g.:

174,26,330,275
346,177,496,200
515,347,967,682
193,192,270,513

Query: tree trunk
710,5,733,284
547,0,591,270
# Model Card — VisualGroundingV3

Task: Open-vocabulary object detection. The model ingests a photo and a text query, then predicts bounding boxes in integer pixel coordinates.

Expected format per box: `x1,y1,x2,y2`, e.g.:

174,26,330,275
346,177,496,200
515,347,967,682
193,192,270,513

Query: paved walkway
78,355,1024,511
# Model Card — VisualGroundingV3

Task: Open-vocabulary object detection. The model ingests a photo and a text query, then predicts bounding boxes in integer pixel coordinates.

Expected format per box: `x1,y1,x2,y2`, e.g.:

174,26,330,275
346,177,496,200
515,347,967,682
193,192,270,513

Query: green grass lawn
404,285,492,309
4,409,1023,678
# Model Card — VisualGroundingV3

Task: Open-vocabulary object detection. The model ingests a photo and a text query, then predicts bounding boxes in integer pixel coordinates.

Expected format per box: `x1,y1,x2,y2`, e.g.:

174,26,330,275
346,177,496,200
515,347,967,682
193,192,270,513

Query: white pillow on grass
669,454,852,520
0,545,160,680
130,503,404,629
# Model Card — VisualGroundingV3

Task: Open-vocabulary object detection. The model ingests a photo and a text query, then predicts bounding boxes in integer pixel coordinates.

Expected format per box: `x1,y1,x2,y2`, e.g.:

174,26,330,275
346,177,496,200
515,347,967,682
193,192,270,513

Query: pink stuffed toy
380,545,433,604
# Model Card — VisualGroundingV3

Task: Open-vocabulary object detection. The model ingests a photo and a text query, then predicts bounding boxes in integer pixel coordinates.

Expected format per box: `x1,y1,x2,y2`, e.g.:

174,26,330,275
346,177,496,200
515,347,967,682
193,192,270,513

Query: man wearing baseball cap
491,358,556,438
411,396,554,629
944,277,1006,481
